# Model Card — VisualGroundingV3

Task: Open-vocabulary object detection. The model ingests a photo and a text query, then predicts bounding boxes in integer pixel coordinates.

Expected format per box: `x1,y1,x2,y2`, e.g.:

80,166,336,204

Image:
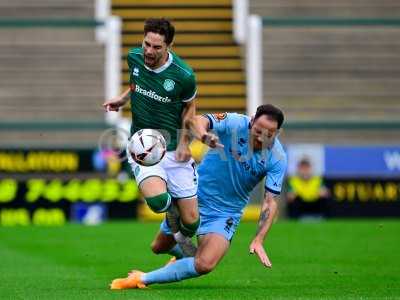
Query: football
128,129,167,166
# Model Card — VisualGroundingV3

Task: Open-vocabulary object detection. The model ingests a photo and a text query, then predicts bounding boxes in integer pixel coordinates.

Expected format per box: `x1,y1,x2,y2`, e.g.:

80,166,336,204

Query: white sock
174,231,187,243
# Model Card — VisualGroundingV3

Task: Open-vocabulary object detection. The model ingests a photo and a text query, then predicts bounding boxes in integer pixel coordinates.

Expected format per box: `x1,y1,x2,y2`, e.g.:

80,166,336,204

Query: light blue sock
168,244,184,259
142,257,199,285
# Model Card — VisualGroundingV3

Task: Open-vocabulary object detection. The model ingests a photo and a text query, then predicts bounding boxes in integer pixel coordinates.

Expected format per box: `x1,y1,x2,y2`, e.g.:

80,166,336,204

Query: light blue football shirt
197,113,287,218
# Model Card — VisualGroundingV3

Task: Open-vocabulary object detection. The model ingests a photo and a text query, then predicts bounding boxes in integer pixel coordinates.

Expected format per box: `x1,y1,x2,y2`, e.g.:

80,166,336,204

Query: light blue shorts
160,210,240,242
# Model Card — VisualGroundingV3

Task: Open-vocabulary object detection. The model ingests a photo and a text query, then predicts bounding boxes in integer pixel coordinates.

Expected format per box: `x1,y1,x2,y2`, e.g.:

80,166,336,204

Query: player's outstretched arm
186,115,223,148
103,87,132,112
249,192,278,268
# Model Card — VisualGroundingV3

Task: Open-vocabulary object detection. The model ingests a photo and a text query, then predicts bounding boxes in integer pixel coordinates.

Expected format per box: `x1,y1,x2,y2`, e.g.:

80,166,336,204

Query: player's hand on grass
201,133,223,148
103,97,125,112
175,144,192,162
249,238,272,268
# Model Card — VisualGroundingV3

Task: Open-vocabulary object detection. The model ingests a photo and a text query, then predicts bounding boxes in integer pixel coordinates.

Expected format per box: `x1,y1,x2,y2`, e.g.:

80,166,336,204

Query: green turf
1,220,399,300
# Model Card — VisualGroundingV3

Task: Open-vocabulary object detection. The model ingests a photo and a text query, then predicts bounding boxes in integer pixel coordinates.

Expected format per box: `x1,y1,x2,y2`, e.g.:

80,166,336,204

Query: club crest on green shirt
163,79,175,92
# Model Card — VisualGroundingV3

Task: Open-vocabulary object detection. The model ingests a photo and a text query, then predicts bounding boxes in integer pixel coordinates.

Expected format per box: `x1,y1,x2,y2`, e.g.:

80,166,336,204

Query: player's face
142,32,169,69
250,115,279,150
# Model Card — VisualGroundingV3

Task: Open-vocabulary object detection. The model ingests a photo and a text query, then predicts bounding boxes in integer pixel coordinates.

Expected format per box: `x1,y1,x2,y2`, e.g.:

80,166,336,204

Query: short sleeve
181,74,197,102
265,154,287,195
127,51,138,85
127,51,135,70
204,112,230,134
205,113,246,135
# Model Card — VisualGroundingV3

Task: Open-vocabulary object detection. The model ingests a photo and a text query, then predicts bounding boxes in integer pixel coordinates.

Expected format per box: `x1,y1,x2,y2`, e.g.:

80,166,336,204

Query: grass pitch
1,220,399,300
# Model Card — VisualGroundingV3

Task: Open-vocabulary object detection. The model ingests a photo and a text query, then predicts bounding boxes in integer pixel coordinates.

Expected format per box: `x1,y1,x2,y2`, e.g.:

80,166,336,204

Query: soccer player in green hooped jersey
103,18,199,256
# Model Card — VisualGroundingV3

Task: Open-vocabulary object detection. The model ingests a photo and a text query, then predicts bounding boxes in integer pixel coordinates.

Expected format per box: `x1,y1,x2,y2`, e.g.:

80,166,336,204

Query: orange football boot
110,270,146,290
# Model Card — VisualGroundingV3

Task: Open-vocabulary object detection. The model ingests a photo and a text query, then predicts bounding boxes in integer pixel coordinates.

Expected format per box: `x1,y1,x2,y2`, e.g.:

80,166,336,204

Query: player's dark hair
254,104,284,129
144,18,175,45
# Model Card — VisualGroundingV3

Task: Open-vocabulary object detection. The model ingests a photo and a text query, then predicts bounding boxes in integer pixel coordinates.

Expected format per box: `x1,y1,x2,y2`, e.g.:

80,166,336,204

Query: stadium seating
250,0,400,143
111,0,246,115
0,0,94,18
250,0,400,18
0,0,106,147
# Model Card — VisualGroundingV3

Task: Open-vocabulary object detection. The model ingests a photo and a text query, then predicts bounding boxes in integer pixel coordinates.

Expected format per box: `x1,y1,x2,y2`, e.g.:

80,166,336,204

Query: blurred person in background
286,157,329,219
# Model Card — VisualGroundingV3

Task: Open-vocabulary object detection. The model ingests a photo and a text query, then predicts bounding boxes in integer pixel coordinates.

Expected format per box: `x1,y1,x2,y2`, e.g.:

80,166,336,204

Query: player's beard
252,135,274,150
144,54,159,68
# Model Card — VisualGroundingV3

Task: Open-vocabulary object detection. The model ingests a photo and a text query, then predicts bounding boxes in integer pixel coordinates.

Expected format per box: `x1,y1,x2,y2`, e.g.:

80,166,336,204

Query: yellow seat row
113,0,231,7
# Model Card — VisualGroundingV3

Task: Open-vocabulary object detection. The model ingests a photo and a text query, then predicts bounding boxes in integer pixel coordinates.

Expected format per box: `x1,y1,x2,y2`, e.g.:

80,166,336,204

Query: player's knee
181,209,198,224
144,192,171,213
150,240,166,254
179,217,200,238
195,256,216,274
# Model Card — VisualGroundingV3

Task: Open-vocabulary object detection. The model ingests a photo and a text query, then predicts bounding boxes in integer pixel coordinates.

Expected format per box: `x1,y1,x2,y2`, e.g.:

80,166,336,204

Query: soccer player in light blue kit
111,104,287,289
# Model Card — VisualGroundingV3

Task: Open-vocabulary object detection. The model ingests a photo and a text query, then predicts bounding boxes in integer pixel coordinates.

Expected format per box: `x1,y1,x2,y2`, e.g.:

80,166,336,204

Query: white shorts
127,149,198,199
